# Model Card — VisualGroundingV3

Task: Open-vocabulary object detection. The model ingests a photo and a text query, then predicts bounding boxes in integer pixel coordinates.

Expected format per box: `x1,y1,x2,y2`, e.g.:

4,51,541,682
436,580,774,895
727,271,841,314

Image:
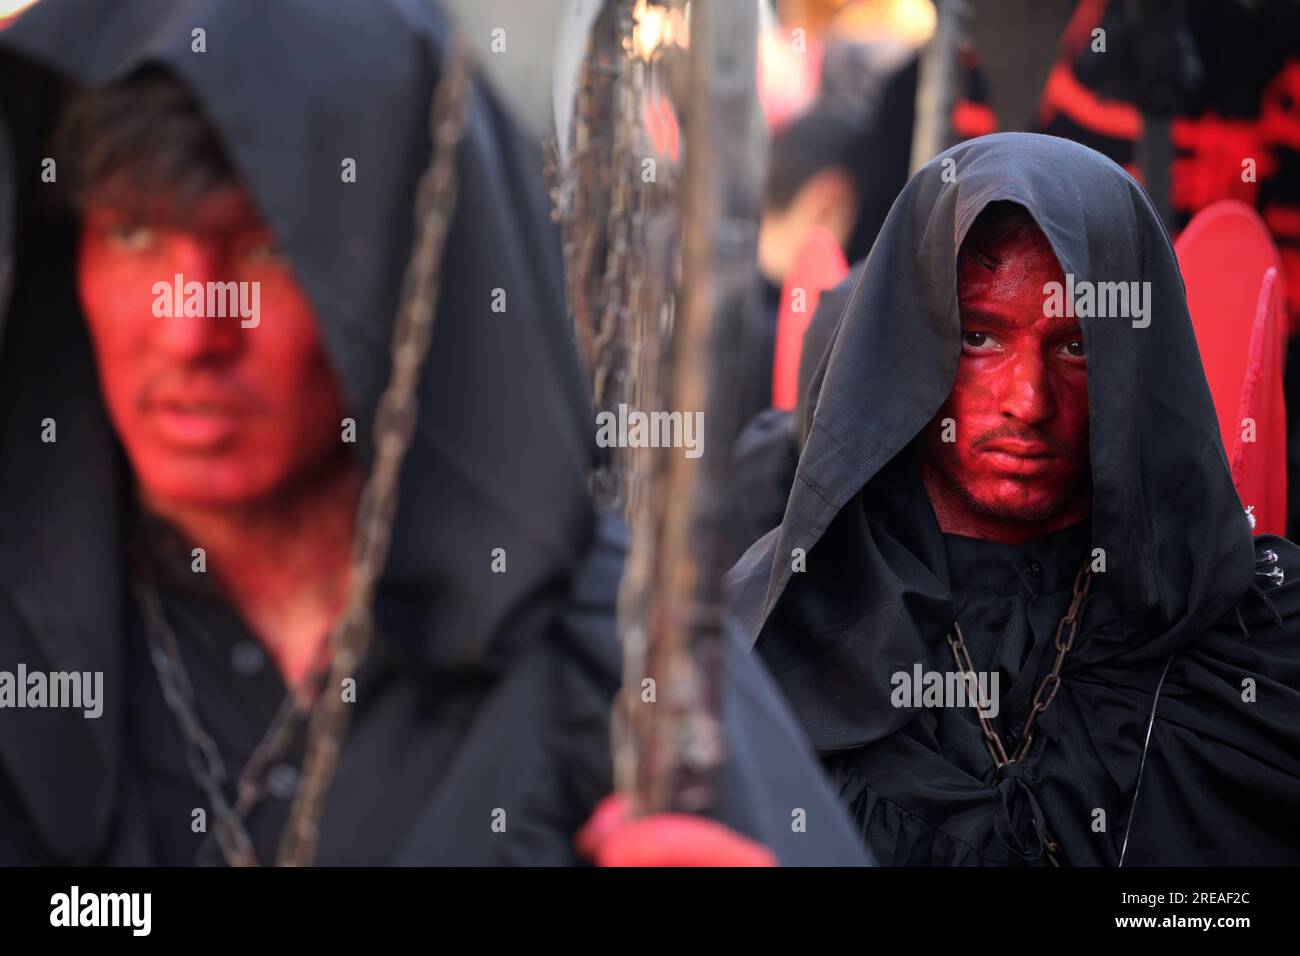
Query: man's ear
795,167,858,248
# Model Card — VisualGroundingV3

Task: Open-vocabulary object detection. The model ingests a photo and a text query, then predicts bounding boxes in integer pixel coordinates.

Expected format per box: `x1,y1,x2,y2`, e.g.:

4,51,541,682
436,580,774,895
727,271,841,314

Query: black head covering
794,261,859,447
733,132,1256,744
0,0,594,858
9,0,596,648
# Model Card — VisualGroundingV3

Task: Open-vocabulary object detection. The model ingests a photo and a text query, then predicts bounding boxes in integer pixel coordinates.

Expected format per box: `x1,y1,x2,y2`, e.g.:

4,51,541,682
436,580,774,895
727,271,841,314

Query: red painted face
920,223,1091,544
77,186,349,508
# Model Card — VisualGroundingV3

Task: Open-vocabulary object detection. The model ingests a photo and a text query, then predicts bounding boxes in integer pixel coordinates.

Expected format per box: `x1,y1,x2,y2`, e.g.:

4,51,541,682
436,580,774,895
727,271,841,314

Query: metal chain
131,571,323,866
1015,561,1093,759
590,0,642,415
588,0,650,515
947,559,1093,866
947,620,1011,766
275,37,473,867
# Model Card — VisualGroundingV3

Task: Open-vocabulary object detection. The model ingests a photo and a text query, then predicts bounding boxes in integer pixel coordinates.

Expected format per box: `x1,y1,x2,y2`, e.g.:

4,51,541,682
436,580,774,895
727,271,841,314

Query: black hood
729,132,1257,751
0,0,595,857
0,0,595,660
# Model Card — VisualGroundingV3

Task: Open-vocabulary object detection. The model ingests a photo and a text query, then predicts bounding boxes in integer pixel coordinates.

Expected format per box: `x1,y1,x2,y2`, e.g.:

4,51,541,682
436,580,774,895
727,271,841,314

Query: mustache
971,424,1075,457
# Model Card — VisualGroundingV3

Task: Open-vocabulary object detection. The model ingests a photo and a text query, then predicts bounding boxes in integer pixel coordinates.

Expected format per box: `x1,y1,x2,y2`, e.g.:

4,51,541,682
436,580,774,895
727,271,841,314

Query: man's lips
143,394,247,448
980,440,1057,458
979,441,1060,476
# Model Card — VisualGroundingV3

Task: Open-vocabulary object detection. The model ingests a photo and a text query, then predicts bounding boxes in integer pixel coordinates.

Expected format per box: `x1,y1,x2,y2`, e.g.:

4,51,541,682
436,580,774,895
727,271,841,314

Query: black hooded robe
0,0,866,866
729,132,1300,866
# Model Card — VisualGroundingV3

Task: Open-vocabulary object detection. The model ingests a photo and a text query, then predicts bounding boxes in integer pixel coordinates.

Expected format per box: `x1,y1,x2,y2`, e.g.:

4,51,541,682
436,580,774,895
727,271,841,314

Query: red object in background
575,794,777,867
1176,200,1289,535
772,227,848,411
759,29,823,133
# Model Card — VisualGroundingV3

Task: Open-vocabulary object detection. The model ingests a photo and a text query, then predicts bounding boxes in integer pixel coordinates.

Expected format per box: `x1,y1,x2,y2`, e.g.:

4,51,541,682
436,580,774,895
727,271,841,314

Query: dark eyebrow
959,309,1083,338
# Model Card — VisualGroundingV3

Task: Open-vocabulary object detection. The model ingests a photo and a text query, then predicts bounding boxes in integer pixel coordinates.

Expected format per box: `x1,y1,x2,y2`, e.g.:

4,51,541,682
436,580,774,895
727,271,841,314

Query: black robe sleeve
392,515,869,866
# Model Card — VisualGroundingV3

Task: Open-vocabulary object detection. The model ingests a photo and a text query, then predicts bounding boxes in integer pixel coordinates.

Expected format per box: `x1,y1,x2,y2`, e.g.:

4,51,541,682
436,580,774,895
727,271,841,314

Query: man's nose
153,240,243,360
997,350,1056,425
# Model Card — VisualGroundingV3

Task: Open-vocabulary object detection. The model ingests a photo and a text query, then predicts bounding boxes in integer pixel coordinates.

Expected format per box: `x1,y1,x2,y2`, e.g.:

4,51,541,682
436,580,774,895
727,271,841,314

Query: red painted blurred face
77,186,349,507
920,223,1091,544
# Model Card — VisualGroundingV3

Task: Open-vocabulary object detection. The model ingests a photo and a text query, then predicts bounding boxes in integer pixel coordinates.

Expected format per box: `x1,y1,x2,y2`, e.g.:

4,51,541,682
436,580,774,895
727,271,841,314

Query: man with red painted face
0,0,866,867
919,206,1093,547
730,133,1300,865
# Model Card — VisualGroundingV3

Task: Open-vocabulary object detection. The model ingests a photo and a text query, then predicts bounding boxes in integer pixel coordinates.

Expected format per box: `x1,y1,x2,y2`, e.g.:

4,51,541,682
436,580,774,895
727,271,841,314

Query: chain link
131,571,325,866
274,36,474,868
947,560,1093,866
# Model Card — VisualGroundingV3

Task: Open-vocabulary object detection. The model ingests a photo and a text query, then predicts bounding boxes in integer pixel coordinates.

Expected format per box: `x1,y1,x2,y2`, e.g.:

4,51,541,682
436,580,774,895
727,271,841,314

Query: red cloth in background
952,0,1300,335
576,794,777,867
1176,200,1289,535
772,227,848,411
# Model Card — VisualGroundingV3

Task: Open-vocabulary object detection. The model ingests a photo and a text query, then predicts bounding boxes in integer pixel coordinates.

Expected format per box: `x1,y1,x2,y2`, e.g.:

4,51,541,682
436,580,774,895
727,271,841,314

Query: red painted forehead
958,221,1064,319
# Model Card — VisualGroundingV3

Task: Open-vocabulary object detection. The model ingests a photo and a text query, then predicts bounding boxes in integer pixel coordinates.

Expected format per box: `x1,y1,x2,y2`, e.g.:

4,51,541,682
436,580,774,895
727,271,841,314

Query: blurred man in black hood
0,0,865,866
731,132,1300,865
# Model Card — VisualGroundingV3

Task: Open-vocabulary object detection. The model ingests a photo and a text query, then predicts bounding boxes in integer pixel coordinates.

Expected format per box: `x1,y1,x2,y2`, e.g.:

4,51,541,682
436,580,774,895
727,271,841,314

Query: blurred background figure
0,0,868,868
744,0,928,424
718,1,928,563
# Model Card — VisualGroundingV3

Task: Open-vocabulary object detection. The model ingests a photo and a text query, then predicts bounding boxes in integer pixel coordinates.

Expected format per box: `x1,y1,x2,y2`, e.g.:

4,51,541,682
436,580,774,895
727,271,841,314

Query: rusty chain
274,36,473,867
947,559,1094,865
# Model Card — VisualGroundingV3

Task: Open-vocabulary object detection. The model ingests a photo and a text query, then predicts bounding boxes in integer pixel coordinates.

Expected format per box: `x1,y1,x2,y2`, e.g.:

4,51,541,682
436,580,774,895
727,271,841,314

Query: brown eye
962,331,999,352
106,222,156,252
1059,340,1086,360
